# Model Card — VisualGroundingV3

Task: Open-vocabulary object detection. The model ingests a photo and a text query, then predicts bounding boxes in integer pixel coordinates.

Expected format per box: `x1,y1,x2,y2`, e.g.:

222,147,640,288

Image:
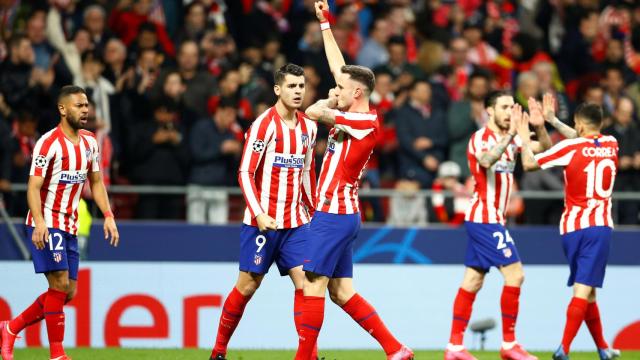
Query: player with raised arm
0,85,119,360
518,101,621,360
444,92,557,360
209,64,318,360
295,2,412,360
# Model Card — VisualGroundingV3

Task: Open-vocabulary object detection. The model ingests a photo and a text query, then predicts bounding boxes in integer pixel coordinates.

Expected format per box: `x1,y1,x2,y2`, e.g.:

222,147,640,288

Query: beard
67,114,85,130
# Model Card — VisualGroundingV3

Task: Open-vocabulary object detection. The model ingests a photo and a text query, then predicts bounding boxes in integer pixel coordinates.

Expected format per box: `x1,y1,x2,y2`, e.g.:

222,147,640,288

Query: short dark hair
484,90,512,109
58,85,86,103
217,96,237,110
341,65,375,95
574,102,603,127
274,63,304,85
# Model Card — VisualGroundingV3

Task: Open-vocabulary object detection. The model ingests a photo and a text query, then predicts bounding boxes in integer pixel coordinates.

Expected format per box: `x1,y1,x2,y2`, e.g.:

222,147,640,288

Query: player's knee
328,287,353,306
51,278,70,293
507,271,525,286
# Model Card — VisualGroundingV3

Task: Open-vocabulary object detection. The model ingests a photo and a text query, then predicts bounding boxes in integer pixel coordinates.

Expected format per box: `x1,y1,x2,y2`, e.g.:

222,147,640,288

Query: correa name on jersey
59,170,88,184
272,153,305,168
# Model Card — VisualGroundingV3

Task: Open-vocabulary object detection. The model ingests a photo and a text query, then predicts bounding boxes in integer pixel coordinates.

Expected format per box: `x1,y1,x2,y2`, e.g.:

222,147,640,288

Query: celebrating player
518,98,621,360
0,85,119,360
295,2,413,360
444,92,557,360
209,63,318,360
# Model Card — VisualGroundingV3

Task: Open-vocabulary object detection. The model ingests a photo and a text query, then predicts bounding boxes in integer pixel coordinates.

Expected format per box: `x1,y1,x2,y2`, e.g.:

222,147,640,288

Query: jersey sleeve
91,139,101,172
467,131,490,162
238,115,272,219
334,111,377,140
534,139,577,169
30,137,55,177
301,122,317,216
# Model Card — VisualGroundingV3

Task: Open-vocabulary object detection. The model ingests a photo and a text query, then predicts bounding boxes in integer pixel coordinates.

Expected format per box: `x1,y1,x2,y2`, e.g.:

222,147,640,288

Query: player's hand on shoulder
256,213,278,232
104,217,119,247
32,221,48,250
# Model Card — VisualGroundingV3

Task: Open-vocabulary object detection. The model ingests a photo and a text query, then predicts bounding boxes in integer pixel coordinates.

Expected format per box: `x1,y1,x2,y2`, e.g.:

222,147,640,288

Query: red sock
561,297,588,353
211,287,251,357
9,292,47,334
501,286,520,343
449,288,477,345
295,296,324,360
294,290,318,359
44,288,67,359
341,293,402,355
585,302,609,349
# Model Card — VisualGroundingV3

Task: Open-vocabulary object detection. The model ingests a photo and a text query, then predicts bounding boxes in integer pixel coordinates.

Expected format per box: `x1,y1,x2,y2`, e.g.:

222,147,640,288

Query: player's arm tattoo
531,125,552,153
548,116,578,139
478,133,515,168
306,98,338,126
520,142,541,171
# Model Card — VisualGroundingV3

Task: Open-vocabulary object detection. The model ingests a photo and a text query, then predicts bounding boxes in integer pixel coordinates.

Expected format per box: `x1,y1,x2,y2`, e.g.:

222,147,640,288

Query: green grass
12,349,640,360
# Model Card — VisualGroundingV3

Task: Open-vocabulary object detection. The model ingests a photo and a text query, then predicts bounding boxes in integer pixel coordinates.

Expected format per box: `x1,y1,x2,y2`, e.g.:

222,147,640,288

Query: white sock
502,341,517,350
447,343,465,352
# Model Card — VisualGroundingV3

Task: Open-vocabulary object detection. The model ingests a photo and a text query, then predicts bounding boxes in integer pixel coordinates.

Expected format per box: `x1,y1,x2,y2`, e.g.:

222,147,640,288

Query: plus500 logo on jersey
59,170,88,184
273,154,305,168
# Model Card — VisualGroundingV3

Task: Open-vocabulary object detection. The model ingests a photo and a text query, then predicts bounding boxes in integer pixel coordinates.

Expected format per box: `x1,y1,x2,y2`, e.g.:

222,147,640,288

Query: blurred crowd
0,0,639,225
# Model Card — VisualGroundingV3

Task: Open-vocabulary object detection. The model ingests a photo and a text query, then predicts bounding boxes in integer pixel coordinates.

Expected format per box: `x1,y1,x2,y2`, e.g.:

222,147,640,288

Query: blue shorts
303,211,360,278
464,222,521,272
561,226,611,288
239,224,308,276
27,227,79,280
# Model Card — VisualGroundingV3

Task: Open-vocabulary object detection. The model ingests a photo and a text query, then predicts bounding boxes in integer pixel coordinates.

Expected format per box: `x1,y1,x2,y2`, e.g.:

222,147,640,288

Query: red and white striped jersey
239,107,317,228
26,126,101,235
316,110,378,214
534,135,618,234
465,127,522,225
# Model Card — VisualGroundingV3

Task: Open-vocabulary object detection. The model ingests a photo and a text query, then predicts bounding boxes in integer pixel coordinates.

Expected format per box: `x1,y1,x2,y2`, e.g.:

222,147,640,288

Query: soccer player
444,93,556,360
518,97,621,360
209,63,318,360
0,85,119,360
295,2,413,360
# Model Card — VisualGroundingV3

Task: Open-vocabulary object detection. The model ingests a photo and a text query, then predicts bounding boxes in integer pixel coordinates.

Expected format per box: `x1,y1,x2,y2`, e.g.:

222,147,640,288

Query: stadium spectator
159,70,197,131
430,161,470,226
533,61,571,124
356,18,391,69
25,10,54,70
187,97,241,224
395,79,448,189
76,50,115,133
129,101,189,219
82,4,111,53
169,40,217,118
602,37,636,85
6,110,38,215
46,5,92,83
603,97,640,224
200,30,234,77
447,71,490,179
463,21,498,68
102,38,129,88
445,37,476,101
515,71,540,110
174,1,208,45
373,35,423,88
602,67,627,115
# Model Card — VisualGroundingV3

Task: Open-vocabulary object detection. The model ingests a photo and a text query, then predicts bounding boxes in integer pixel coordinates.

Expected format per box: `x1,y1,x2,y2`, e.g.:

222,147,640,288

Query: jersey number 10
583,159,616,198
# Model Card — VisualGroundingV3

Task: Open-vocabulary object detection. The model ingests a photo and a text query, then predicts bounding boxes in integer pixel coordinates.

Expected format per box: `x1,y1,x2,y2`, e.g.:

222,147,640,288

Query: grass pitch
12,348,640,359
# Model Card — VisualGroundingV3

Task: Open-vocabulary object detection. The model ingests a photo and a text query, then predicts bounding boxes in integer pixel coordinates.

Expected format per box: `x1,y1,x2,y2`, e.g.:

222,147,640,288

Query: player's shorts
27,226,80,280
561,226,611,288
464,221,521,272
239,223,308,276
303,211,360,278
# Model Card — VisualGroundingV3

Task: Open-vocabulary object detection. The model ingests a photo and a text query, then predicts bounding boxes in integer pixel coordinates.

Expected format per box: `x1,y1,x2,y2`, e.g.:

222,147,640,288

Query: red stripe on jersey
287,126,297,226
493,172,502,224
480,129,492,224
51,133,69,230
33,133,58,177
64,143,83,232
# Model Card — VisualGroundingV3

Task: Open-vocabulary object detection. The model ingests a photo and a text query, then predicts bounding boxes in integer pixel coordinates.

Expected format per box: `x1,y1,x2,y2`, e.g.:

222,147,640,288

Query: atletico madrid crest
301,133,309,148
254,254,263,265
53,252,63,263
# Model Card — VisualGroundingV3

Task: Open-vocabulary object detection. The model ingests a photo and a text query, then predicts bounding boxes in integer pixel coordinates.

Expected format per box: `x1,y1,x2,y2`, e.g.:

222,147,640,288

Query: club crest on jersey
503,248,512,258
59,170,88,184
252,139,265,153
254,254,262,265
34,155,48,168
85,148,92,158
301,133,309,147
53,252,63,263
327,139,336,154
494,160,515,173
273,153,305,168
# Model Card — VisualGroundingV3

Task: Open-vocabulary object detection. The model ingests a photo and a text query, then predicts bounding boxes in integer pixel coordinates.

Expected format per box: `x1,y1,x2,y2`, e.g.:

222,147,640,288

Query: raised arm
543,92,578,139
305,90,339,126
476,105,520,168
527,97,552,153
315,0,346,81
517,112,541,171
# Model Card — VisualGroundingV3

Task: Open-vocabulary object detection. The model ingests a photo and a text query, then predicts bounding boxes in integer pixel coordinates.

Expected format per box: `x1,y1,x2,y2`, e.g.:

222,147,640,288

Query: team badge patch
301,133,309,147
252,139,265,153
503,248,512,258
34,155,48,168
53,252,62,263
254,254,263,265
85,148,92,158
